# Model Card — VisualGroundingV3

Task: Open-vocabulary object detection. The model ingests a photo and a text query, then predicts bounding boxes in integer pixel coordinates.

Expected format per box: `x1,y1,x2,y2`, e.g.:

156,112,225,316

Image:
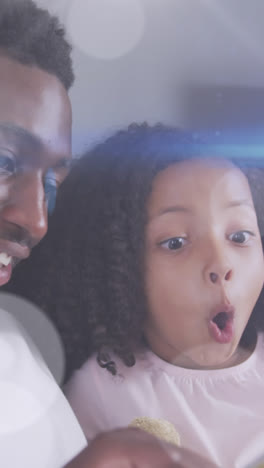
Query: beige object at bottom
129,417,180,446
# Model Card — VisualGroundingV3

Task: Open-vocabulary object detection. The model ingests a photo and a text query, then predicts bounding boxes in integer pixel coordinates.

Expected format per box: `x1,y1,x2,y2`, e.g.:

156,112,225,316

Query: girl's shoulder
65,354,112,397
65,349,156,406
64,352,153,441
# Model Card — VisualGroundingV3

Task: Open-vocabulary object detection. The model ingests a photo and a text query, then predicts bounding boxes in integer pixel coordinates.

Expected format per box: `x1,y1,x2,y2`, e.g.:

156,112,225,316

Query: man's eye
44,170,57,215
159,237,187,250
229,231,254,244
0,155,16,175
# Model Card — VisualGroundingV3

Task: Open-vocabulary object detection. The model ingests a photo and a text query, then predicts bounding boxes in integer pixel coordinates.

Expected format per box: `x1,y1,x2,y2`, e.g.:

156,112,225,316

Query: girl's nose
203,237,233,285
209,269,232,284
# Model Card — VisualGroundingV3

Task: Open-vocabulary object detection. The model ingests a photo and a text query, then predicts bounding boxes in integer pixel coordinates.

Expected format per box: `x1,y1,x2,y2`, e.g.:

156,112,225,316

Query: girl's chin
171,341,241,370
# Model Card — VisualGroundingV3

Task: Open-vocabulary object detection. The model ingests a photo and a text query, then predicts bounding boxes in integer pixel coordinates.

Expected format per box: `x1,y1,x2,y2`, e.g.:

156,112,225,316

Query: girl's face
144,158,264,369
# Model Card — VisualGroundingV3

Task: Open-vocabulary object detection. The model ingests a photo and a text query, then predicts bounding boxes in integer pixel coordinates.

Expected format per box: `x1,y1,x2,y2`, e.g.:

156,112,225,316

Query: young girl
7,124,264,467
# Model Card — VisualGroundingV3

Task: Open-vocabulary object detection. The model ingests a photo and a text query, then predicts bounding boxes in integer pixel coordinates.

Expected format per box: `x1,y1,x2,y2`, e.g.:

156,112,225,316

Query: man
0,2,88,466
0,1,215,467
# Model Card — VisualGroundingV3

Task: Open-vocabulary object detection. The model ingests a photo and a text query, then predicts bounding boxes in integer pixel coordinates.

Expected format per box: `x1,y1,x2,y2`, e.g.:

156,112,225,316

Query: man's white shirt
0,308,87,468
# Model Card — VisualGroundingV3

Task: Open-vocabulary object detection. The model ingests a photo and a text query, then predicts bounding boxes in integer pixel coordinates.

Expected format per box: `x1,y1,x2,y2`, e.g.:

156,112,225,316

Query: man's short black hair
0,0,74,90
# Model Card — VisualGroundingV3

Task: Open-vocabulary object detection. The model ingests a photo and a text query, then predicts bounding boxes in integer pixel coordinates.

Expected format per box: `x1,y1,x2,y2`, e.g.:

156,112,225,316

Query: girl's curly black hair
5,124,264,381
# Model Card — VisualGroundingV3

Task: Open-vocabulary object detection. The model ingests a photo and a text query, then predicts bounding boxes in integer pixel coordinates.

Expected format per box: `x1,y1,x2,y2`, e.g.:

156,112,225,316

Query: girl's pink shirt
65,334,264,468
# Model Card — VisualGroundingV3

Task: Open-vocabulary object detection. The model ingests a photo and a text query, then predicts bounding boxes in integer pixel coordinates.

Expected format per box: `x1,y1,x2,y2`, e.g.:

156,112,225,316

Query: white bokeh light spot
67,0,145,60
0,383,54,468
0,383,45,433
0,293,65,385
0,337,16,373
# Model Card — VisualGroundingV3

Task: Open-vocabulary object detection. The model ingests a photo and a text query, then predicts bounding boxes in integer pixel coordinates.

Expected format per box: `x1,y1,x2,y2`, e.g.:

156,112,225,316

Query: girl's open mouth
208,306,235,344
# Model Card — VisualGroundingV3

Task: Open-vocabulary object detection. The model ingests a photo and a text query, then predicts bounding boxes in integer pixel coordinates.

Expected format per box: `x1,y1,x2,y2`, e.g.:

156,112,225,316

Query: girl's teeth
0,253,12,267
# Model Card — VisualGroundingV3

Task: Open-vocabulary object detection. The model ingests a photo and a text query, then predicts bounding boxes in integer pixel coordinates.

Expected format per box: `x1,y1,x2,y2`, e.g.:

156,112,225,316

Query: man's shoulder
0,307,86,467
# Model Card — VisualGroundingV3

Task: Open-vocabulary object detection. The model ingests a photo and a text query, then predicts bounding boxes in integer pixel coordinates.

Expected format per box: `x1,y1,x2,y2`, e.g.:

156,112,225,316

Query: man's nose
203,242,233,286
1,171,48,246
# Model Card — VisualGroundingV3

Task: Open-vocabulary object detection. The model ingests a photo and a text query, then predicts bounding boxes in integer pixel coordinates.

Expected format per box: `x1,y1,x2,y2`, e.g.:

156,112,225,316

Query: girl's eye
229,230,253,244
0,155,16,175
44,169,57,215
160,237,187,250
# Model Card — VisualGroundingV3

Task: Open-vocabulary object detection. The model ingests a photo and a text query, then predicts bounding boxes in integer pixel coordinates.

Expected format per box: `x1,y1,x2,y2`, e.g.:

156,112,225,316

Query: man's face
144,159,264,369
0,55,72,286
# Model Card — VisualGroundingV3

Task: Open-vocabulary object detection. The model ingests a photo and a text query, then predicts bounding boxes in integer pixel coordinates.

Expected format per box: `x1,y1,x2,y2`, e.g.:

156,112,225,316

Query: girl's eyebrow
150,205,193,220
149,199,254,221
224,199,254,209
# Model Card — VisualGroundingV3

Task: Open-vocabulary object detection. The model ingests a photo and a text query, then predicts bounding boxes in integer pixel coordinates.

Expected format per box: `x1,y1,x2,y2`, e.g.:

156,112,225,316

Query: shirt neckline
144,333,262,380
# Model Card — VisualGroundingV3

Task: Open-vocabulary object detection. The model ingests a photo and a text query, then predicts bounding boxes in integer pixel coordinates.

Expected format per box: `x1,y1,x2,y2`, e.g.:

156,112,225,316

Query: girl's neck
174,342,256,371
145,334,257,371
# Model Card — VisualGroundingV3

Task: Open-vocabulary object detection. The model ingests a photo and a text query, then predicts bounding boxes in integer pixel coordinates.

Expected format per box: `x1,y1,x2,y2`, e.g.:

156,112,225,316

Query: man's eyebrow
52,157,73,170
0,123,73,170
0,123,43,149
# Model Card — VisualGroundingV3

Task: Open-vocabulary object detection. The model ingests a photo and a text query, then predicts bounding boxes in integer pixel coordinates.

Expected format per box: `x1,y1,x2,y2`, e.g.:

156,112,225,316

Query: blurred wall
36,0,264,154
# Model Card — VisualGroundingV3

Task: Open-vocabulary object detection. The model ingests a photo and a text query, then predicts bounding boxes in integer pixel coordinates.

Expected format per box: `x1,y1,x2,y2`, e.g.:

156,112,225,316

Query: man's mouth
0,253,13,287
0,252,12,268
0,242,30,287
208,305,235,344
